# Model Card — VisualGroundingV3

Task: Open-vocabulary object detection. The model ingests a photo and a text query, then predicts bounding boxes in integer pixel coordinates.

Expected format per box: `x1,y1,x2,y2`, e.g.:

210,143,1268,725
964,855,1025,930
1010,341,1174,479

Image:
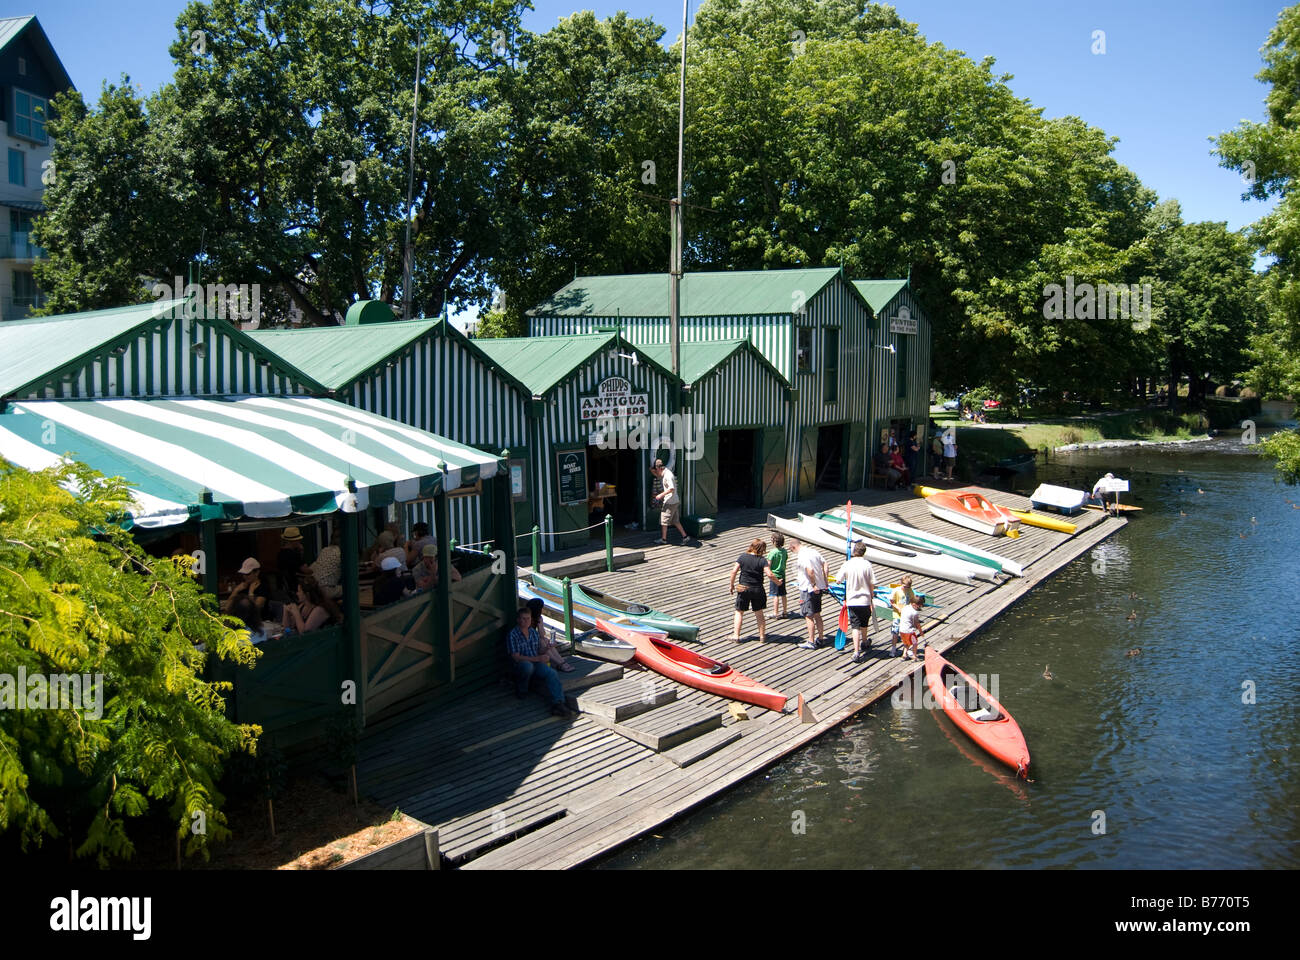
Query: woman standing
728,538,781,642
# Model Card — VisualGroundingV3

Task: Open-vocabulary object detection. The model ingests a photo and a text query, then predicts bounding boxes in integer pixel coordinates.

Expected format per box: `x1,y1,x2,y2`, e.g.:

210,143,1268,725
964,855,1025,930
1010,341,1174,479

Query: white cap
238,558,260,574
380,556,403,571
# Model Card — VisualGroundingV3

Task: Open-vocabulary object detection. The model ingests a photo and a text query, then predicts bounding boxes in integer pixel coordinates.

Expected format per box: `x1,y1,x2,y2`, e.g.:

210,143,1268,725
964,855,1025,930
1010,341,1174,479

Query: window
823,328,839,404
13,89,48,142
896,336,908,399
13,271,38,304
17,57,26,76
796,327,814,374
7,149,24,186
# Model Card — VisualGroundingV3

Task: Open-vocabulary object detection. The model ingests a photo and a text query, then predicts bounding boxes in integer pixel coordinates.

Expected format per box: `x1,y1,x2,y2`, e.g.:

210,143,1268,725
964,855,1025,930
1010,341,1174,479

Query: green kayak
531,571,701,641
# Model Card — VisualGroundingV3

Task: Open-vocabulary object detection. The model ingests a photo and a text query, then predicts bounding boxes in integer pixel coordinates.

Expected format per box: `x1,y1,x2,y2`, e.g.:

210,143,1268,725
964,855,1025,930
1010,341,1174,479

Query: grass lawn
931,407,1211,468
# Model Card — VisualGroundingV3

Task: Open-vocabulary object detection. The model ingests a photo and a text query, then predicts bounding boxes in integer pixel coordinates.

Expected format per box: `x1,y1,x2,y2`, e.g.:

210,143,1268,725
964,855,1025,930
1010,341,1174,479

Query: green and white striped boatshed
0,395,515,742
637,340,792,520
472,332,679,552
852,279,933,466
0,299,321,404
527,268,877,499
246,309,529,548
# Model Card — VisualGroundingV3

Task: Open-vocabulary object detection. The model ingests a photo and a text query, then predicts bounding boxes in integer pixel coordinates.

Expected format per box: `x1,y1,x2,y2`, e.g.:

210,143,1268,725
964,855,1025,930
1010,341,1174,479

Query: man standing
840,541,876,664
507,607,571,717
790,536,829,650
650,459,694,545
942,429,958,480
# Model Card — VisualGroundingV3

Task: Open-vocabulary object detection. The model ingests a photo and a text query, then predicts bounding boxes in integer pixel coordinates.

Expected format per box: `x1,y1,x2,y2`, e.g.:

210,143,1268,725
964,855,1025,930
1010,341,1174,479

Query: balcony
0,232,46,260
2,293,45,320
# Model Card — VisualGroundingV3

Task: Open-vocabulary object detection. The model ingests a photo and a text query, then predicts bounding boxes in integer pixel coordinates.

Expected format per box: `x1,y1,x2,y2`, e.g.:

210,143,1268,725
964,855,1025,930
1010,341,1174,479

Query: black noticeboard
556,449,588,506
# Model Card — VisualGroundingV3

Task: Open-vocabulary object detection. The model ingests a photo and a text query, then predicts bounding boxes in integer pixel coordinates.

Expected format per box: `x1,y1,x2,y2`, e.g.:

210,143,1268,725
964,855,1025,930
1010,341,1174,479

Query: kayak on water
924,647,1031,778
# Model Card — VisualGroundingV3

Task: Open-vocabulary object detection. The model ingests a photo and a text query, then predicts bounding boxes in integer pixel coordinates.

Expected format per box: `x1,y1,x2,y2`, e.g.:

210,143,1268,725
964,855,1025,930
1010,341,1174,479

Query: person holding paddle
729,538,781,642
841,541,877,664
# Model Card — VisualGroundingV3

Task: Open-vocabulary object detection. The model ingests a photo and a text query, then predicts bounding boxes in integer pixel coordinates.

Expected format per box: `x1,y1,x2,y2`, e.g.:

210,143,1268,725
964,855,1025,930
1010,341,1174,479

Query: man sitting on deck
874,443,902,490
507,608,571,718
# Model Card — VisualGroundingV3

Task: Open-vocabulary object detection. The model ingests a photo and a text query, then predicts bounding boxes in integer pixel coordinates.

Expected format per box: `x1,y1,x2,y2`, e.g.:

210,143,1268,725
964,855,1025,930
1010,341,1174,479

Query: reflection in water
595,442,1300,869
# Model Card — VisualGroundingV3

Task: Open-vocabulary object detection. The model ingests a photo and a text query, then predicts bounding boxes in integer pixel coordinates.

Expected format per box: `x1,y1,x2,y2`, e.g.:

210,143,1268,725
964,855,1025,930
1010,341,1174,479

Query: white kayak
1029,483,1088,516
820,507,1025,578
768,514,991,586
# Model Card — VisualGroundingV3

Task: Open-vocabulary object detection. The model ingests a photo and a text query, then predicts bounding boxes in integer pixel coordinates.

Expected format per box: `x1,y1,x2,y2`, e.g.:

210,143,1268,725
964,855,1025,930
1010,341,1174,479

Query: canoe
597,618,787,712
518,579,662,635
801,512,997,583
1008,509,1077,534
1083,502,1144,515
769,514,989,586
927,489,1022,537
1029,483,1088,516
996,451,1037,473
828,579,935,617
821,507,1025,578
572,628,637,664
532,570,700,641
924,647,1030,778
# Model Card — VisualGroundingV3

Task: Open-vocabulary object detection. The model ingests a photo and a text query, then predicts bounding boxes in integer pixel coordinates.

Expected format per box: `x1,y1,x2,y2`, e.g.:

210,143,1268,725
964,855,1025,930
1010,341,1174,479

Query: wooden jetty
356,483,1124,869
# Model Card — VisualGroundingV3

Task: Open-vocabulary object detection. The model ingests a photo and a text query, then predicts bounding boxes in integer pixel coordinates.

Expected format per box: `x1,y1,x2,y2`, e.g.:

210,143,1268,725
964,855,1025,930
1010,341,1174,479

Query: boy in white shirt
790,536,829,650
898,594,925,660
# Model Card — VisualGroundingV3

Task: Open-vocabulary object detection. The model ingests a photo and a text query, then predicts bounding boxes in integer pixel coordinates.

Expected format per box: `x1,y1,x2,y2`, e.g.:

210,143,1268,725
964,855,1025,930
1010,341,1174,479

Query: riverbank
936,408,1212,470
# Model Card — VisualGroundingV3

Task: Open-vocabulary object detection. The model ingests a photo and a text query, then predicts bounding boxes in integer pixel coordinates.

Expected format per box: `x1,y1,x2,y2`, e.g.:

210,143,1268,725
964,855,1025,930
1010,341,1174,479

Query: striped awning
0,396,502,528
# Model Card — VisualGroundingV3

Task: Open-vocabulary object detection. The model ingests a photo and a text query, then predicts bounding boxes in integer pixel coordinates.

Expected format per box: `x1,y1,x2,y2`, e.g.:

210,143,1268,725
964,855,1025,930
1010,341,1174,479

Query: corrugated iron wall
867,288,933,456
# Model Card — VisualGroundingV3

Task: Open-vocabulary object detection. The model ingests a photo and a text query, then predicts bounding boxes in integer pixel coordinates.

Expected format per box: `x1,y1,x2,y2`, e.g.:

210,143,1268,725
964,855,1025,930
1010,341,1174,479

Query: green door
552,445,590,551
758,427,788,507
798,425,819,500
844,421,866,491
694,432,720,517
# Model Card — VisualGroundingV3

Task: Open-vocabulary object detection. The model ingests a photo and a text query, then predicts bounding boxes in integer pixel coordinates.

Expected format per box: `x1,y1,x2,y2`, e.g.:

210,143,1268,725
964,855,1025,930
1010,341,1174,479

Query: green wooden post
341,507,363,719
449,537,457,553
604,514,614,572
562,576,574,644
433,474,453,685
531,524,541,573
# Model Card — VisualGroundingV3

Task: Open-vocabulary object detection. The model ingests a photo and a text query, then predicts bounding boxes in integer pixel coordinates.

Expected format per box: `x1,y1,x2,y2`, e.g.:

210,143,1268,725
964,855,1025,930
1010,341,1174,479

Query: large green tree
0,459,259,864
1215,3,1300,400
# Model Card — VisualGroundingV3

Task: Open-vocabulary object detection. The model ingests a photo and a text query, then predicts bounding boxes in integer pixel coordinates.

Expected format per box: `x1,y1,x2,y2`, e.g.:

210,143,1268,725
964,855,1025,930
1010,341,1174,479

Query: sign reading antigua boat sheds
580,377,648,421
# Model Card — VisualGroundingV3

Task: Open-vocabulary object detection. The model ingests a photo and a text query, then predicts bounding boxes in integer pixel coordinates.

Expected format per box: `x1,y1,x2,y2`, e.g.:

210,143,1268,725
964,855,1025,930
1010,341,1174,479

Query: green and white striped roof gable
0,396,501,528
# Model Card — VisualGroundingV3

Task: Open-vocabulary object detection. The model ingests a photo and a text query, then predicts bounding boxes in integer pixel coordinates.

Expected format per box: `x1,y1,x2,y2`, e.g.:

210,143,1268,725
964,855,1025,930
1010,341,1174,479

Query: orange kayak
924,647,1030,777
597,618,788,713
927,489,1022,537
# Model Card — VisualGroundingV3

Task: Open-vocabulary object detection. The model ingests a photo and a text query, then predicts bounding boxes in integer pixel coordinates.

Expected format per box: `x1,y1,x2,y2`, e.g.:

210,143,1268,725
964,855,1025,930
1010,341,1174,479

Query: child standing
767,533,789,618
888,576,917,657
898,594,926,660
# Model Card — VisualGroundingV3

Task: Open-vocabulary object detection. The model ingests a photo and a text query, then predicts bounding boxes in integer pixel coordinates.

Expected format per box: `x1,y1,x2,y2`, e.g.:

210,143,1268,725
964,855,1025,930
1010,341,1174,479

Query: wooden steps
592,699,725,752
574,675,677,722
662,724,744,768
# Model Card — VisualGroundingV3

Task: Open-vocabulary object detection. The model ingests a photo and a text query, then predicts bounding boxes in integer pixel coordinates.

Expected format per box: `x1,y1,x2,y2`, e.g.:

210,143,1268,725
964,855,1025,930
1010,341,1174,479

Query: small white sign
1096,477,1129,494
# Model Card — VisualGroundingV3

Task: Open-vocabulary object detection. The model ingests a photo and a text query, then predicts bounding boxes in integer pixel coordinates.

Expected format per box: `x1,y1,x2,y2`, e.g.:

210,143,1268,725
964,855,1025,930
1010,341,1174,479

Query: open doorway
717,428,757,510
815,423,844,490
588,445,642,535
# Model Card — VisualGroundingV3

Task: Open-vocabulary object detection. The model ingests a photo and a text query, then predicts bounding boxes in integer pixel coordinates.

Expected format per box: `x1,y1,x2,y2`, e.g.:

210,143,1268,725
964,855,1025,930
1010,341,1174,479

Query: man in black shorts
840,540,877,663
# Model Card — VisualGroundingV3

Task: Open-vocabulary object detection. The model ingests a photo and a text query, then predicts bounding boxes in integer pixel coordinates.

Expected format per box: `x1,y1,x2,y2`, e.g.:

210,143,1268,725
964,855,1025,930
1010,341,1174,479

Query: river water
596,438,1300,869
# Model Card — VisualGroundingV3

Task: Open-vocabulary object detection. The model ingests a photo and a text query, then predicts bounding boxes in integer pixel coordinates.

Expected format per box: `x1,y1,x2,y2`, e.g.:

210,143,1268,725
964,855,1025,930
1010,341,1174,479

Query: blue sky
12,0,1285,232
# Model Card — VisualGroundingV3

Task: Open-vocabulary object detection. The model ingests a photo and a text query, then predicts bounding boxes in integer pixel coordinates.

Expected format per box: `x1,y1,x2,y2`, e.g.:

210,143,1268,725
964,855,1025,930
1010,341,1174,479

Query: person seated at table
507,607,570,717
229,596,270,644
874,443,902,489
281,577,339,634
411,543,462,592
525,596,575,672
373,555,413,605
223,557,272,614
405,522,434,568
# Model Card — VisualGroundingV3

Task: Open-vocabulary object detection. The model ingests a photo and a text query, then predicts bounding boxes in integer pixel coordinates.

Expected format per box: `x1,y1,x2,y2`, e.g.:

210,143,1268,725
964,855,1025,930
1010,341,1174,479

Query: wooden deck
356,483,1123,869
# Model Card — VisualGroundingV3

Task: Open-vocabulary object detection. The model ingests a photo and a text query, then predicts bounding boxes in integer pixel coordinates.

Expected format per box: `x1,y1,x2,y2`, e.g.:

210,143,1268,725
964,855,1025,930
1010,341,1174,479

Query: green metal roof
0,299,185,397
638,339,790,389
0,396,502,527
473,333,621,397
851,279,909,313
247,320,443,391
527,268,857,318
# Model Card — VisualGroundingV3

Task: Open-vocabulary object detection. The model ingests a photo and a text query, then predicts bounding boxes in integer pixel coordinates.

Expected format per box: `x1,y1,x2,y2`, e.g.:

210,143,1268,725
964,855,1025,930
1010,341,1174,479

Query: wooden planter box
336,825,440,871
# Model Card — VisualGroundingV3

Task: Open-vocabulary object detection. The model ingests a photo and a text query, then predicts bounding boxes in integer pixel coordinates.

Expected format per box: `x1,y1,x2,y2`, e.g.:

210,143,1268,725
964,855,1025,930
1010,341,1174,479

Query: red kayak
597,618,788,713
924,647,1030,778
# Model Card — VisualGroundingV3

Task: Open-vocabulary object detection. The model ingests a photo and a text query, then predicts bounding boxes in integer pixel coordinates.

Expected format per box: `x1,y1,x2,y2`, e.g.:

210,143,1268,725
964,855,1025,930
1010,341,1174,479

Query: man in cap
277,526,309,598
412,542,461,591
650,458,695,545
224,557,271,614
